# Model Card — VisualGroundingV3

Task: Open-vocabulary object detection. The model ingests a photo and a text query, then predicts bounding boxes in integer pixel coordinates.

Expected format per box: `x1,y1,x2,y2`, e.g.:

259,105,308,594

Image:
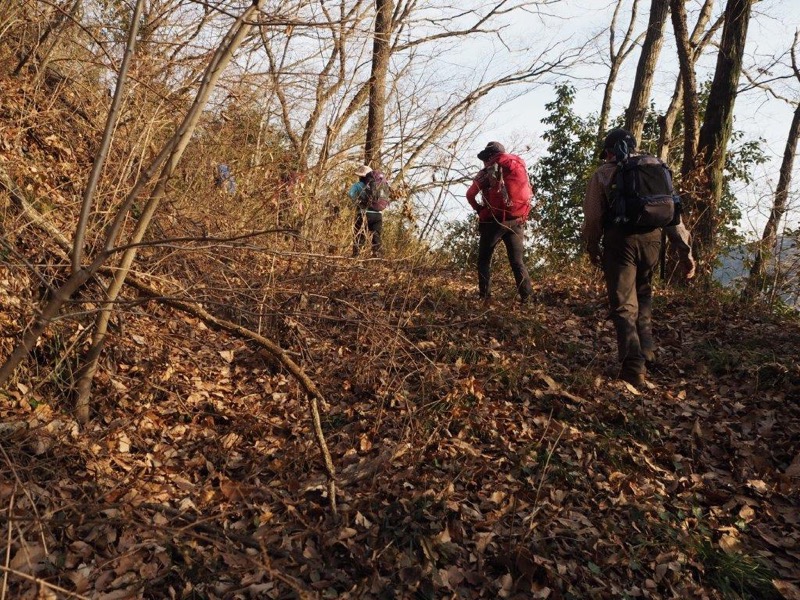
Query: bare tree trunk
744,38,800,299
658,0,722,161
364,0,394,168
669,0,701,177
659,0,718,161
625,0,669,144
597,0,642,153
599,63,622,146
657,75,683,161
0,2,265,389
72,0,144,273
695,0,753,268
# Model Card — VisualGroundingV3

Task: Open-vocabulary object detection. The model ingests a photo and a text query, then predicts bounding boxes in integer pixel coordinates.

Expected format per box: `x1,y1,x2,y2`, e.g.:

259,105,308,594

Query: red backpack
477,154,532,221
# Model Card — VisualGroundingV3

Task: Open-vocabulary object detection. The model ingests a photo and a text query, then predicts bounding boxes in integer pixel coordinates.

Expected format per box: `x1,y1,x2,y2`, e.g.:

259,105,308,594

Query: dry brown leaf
10,542,46,573
719,533,742,553
739,505,756,521
355,511,372,529
117,432,131,453
773,580,800,600
97,586,140,600
623,381,641,395
490,490,506,504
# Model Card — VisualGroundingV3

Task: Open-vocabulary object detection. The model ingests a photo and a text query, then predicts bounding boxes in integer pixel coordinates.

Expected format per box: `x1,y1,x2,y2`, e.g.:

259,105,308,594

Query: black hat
477,141,506,161
603,128,637,152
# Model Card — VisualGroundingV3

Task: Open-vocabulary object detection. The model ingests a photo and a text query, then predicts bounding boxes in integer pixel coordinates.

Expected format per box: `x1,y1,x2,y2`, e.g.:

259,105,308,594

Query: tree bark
695,0,752,267
658,0,718,161
657,75,683,162
669,0,701,177
625,0,669,144
597,0,642,154
744,94,800,298
364,0,394,168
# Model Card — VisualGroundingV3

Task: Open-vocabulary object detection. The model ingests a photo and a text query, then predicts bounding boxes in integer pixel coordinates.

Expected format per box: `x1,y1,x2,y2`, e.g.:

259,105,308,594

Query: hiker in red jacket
466,142,534,305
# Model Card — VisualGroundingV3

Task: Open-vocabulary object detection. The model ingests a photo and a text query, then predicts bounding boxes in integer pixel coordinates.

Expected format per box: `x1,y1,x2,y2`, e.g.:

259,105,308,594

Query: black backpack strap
610,161,628,226
659,160,674,192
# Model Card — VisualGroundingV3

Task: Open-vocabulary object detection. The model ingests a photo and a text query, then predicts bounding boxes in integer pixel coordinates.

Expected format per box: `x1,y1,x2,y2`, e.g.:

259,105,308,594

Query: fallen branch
531,370,588,405
2,190,338,515
0,565,89,600
125,276,338,516
0,169,72,253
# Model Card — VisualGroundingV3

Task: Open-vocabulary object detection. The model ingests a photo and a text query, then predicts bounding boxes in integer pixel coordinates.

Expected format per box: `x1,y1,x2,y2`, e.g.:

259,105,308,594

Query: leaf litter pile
2,249,799,599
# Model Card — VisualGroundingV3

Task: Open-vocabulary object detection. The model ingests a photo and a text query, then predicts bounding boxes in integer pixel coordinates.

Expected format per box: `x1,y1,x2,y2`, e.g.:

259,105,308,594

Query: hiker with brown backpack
349,164,391,257
466,142,534,306
582,128,695,387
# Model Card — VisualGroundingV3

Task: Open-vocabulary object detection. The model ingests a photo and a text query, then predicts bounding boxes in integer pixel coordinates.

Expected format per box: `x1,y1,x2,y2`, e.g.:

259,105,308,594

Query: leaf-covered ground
1,59,799,600
1,255,799,600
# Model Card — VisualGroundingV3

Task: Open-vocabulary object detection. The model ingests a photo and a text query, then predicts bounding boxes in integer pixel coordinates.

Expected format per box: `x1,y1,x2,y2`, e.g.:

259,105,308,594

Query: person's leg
353,212,366,257
500,221,533,302
635,233,662,362
477,222,503,299
368,213,383,257
603,230,645,379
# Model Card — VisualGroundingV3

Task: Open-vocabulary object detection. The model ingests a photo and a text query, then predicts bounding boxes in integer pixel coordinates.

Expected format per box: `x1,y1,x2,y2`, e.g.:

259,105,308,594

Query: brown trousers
602,228,661,377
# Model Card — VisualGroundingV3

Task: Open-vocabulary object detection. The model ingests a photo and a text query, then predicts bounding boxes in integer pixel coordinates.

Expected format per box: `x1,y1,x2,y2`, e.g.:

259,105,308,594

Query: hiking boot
621,371,646,388
643,349,656,363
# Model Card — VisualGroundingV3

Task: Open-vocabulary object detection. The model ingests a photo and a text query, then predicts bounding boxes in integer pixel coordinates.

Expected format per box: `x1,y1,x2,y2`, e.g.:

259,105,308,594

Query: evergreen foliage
530,84,598,262
529,85,767,262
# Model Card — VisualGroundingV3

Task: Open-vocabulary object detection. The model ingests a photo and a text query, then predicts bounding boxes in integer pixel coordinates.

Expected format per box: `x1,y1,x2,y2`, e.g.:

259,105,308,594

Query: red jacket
466,153,532,222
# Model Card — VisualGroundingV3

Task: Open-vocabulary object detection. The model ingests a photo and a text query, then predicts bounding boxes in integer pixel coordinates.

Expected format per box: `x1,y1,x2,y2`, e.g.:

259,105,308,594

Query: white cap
355,165,372,177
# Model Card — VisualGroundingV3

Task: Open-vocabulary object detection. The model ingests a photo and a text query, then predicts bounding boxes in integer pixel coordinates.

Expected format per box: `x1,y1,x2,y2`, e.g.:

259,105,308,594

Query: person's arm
348,181,365,201
664,221,696,279
466,180,482,212
581,169,606,264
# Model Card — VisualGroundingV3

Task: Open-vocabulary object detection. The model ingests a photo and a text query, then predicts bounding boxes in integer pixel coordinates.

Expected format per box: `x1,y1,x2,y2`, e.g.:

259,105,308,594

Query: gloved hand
682,256,696,280
587,244,602,267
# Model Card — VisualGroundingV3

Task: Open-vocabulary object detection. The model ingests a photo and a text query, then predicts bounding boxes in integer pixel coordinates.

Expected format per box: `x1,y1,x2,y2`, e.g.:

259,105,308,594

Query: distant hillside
714,236,800,307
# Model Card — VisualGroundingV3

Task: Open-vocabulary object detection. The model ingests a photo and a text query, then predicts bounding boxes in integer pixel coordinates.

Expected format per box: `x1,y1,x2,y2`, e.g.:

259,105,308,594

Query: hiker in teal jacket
349,164,388,257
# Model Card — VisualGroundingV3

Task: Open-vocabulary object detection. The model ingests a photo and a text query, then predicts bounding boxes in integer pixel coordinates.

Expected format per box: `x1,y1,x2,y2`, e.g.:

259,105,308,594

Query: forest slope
1,252,800,599
1,62,799,600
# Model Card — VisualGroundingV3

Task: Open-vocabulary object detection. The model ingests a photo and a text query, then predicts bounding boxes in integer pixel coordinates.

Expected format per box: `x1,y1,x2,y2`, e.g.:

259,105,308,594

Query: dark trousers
477,220,532,301
354,211,383,257
602,228,661,377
